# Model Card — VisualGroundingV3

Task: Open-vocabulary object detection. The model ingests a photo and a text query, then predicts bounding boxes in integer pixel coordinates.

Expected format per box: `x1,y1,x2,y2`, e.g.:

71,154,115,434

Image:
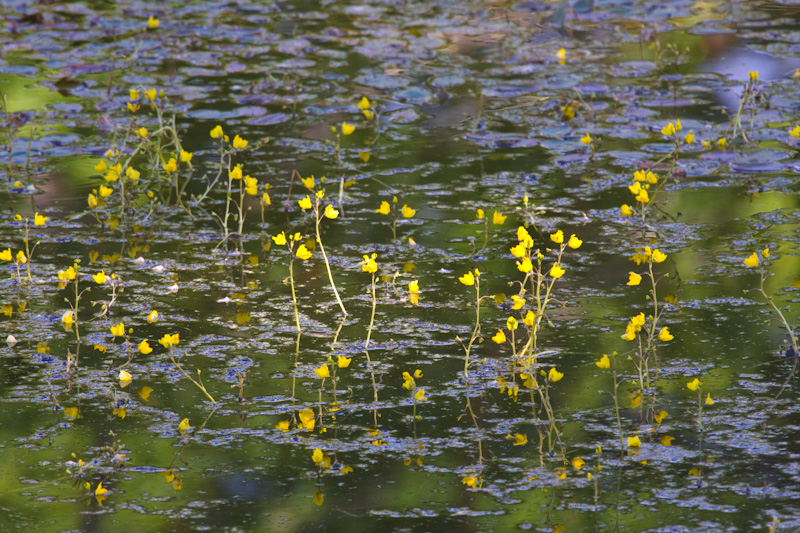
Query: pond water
2,0,800,531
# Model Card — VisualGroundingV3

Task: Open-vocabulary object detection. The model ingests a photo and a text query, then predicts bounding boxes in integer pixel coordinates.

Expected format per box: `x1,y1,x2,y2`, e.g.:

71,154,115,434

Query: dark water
2,1,800,531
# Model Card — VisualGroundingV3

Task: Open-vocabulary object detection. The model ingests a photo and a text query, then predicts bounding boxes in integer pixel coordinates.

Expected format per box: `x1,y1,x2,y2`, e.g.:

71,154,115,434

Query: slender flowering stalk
362,253,378,349
458,268,483,378
300,191,347,316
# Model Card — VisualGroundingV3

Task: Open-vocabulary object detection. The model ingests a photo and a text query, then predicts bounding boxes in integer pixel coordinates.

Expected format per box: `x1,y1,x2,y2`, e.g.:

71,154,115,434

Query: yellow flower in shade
661,123,675,136
492,330,506,344
361,253,378,273
761,248,770,259
99,185,113,198
651,249,667,263
687,378,701,391
572,457,585,470
654,410,668,424
401,205,416,218
163,158,177,173
376,201,391,215
791,125,800,138
462,476,479,488
620,204,632,216
492,211,506,225
129,89,139,101
148,16,159,29
595,354,610,369
314,364,330,378
110,323,125,337
16,250,27,264
414,388,426,402
658,327,673,341
627,436,641,448
743,252,759,268
661,435,675,446
506,316,518,331
93,271,106,284
627,272,642,286
275,420,289,432
629,390,642,408
0,248,11,261
549,264,565,278
138,340,153,354
550,230,564,244
232,135,248,149
144,88,156,100
458,271,475,286
324,205,339,219
312,448,324,464
178,418,190,432
62,310,74,325
548,368,564,382
705,393,714,405
296,244,312,260
119,370,132,386
34,212,48,226
147,310,159,324
516,257,533,273
272,232,287,246
511,295,525,310
567,234,582,249
127,102,140,113
298,195,313,210
513,433,528,446
341,122,355,135
580,133,591,144
210,125,223,138
338,355,351,368
522,310,534,326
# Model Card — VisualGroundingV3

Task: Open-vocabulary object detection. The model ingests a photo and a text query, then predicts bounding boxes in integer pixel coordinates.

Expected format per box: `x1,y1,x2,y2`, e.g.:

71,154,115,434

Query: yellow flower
631,312,645,328
324,205,339,219
661,435,675,446
144,88,156,101
685,132,695,144
99,185,113,198
232,135,248,149
93,271,107,284
127,102,140,112
314,364,330,378
244,175,258,196
163,158,177,174
180,150,193,162
16,250,27,264
458,271,475,286
556,48,566,61
158,333,180,348
548,367,564,382
658,327,673,341
129,89,140,101
620,204,632,216
358,96,371,110
567,234,582,249
147,310,159,323
627,272,642,285
705,393,714,405
743,252,759,268
401,205,416,218
523,310,534,326
298,195,313,209
492,210,506,225
654,410,668,424
408,280,420,294
621,324,636,341
651,249,667,263
414,388,426,402
516,257,533,273
687,378,701,391
272,232,287,246
110,322,125,337
361,253,378,273
210,125,223,138
635,189,649,204
517,226,534,248
790,125,800,138
312,448,324,464
661,122,675,136
338,355,351,368
341,122,355,135
572,457,585,470
126,167,140,181
675,119,682,132
550,230,564,244
492,330,506,344
0,249,11,261
627,436,641,448
580,133,591,144
595,354,610,369
511,295,525,310
137,127,148,138
95,482,109,497
296,244,312,260
761,248,770,259
119,370,132,385
717,137,727,149
62,311,74,325
510,242,526,258
476,208,484,220
300,175,316,190
228,166,242,180
148,16,159,29
462,476,478,488
138,340,153,354
178,418,191,432
513,433,528,446
748,70,758,82
58,266,76,281
506,316,518,331
34,212,48,226
94,160,108,173
549,264,565,278
376,201,391,215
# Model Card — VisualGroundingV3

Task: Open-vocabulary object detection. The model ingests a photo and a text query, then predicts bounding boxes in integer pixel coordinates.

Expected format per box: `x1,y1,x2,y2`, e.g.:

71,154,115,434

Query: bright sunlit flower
687,378,701,391
401,205,416,218
314,364,330,378
549,264,565,278
376,201,391,215
492,211,506,225
761,248,770,259
791,125,800,138
658,327,674,341
556,48,566,62
748,70,758,82
229,166,242,180
158,333,180,348
110,322,125,337
62,310,74,326
210,125,223,138
34,212,48,226
513,433,528,446
510,242,526,258
743,252,759,268
361,253,378,273
661,122,675,136
580,133,591,144
119,370,132,385
0,248,11,261
99,185,113,198
341,122,355,135
138,339,153,354
147,310,159,323
298,195,313,210
178,418,191,432
548,367,564,382
516,257,533,273
492,330,506,344
296,244,312,260
550,230,564,244
163,158,177,173
627,272,642,285
272,232,287,246
232,135,248,149
93,271,107,284
459,271,475,286
567,234,582,249
180,150,193,162
595,354,610,369
324,205,339,219
148,16,159,29
620,204,632,216
506,316,518,331
338,355,351,368
651,249,667,263
705,393,714,405
627,436,641,448
145,88,157,101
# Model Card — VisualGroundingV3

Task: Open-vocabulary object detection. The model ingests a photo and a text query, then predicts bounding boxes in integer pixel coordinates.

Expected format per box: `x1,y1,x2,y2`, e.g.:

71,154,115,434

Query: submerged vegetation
2,1,800,531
